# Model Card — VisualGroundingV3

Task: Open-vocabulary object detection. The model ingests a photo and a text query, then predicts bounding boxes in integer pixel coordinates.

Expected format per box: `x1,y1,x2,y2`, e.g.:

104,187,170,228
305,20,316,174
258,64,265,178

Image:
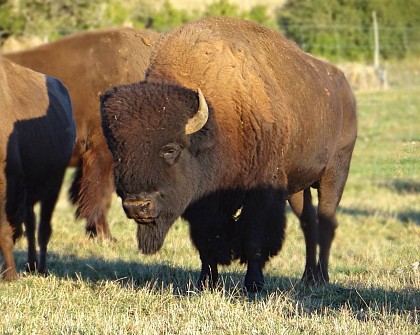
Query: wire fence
280,24,420,58
2,17,419,91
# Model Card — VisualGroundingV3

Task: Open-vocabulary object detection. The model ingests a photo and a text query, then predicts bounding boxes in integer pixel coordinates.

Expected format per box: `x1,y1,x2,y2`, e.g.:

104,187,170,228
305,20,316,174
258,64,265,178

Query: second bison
100,17,357,291
4,28,160,240
0,57,75,279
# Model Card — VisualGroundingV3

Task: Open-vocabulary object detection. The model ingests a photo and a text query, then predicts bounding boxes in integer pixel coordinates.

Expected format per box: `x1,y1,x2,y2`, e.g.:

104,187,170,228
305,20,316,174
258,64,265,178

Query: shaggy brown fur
0,57,75,280
4,28,160,239
101,17,357,291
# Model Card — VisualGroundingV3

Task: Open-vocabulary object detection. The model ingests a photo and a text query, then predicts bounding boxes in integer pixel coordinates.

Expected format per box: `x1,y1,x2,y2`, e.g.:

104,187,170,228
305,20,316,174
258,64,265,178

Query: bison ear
189,117,216,156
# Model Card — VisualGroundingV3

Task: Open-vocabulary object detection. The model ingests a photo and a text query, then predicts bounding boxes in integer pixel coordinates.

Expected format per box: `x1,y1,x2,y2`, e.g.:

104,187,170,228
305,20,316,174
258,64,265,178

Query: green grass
1,61,419,334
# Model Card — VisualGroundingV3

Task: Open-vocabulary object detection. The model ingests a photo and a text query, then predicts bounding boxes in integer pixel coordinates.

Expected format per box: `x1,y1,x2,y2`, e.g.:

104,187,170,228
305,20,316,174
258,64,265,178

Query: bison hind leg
315,145,355,284
288,189,319,285
24,207,38,273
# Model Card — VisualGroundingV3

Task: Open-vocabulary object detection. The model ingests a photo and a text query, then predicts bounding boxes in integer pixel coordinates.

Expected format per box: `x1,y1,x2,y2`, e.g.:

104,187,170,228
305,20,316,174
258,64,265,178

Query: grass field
1,61,419,334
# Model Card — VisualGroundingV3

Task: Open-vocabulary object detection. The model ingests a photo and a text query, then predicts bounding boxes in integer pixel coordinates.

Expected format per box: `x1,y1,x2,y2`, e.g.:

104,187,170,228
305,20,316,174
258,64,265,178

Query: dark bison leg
185,192,241,290
73,135,114,240
316,189,338,283
189,211,225,290
37,179,63,274
24,207,38,272
240,189,286,293
316,147,354,283
198,260,219,291
288,188,318,285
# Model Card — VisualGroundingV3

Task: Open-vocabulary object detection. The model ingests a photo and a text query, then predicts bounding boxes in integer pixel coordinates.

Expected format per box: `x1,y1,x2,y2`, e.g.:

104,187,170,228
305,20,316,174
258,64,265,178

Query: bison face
101,81,217,254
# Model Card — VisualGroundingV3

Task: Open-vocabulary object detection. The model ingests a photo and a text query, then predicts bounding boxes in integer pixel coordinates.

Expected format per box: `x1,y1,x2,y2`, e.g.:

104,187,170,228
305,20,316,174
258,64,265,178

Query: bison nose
122,198,156,221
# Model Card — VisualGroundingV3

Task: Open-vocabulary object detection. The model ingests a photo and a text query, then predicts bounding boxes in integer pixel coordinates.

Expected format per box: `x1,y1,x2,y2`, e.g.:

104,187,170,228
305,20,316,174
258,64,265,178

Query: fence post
372,11,388,89
372,11,379,68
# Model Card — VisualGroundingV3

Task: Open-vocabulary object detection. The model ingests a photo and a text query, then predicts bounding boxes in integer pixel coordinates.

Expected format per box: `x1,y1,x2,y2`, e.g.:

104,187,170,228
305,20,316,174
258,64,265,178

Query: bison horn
185,88,209,135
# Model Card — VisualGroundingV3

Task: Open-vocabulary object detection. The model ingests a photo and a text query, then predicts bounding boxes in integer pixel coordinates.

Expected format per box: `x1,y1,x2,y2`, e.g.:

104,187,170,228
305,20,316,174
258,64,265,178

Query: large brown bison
4,28,160,240
100,17,357,291
0,57,75,280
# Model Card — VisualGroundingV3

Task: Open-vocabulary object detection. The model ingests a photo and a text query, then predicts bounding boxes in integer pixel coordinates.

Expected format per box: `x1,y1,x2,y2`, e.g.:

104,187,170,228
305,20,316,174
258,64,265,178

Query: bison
4,28,160,240
100,17,357,291
0,57,75,280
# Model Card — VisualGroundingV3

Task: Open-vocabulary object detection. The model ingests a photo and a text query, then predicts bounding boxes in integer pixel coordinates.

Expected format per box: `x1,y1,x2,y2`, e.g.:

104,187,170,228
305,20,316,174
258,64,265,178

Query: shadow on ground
9,249,419,317
377,179,420,194
338,206,420,225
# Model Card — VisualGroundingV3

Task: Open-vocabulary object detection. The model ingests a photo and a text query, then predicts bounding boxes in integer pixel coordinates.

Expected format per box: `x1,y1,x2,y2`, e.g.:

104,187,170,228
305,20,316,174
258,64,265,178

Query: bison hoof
300,267,318,286
244,273,264,293
301,264,329,285
244,280,264,293
25,261,38,273
197,262,219,291
86,228,116,242
86,228,97,239
244,261,264,293
25,262,48,276
3,269,19,281
314,263,329,284
197,276,219,291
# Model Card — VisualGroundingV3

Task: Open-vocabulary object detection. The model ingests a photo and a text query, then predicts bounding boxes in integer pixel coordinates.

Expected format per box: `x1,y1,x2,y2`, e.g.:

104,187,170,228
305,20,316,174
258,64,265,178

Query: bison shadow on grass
9,250,419,316
338,206,420,226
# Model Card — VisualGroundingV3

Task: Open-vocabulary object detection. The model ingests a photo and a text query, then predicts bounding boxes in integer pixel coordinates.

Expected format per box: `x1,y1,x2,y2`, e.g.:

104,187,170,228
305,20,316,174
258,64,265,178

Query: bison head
101,81,217,254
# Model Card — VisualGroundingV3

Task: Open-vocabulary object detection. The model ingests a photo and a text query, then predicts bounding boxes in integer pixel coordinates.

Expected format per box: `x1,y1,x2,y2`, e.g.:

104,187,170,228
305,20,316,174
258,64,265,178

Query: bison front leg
198,259,219,290
240,189,286,293
185,195,238,291
193,235,222,291
244,259,264,293
288,189,319,285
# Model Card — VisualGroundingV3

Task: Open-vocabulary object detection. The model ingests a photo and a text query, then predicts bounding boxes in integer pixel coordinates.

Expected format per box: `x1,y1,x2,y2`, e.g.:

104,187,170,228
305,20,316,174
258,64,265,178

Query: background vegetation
1,0,420,62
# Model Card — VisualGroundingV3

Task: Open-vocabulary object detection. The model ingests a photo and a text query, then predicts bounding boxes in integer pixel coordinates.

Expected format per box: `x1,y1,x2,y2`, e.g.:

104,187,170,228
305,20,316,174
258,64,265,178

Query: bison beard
137,219,173,254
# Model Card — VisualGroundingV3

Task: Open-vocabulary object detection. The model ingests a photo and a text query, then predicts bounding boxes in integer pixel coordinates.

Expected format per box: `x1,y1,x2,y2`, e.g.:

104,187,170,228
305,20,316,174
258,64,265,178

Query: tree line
1,0,419,62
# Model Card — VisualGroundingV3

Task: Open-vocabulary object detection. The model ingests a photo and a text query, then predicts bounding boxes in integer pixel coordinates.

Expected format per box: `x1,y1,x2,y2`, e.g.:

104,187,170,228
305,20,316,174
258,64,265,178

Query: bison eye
159,143,182,165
